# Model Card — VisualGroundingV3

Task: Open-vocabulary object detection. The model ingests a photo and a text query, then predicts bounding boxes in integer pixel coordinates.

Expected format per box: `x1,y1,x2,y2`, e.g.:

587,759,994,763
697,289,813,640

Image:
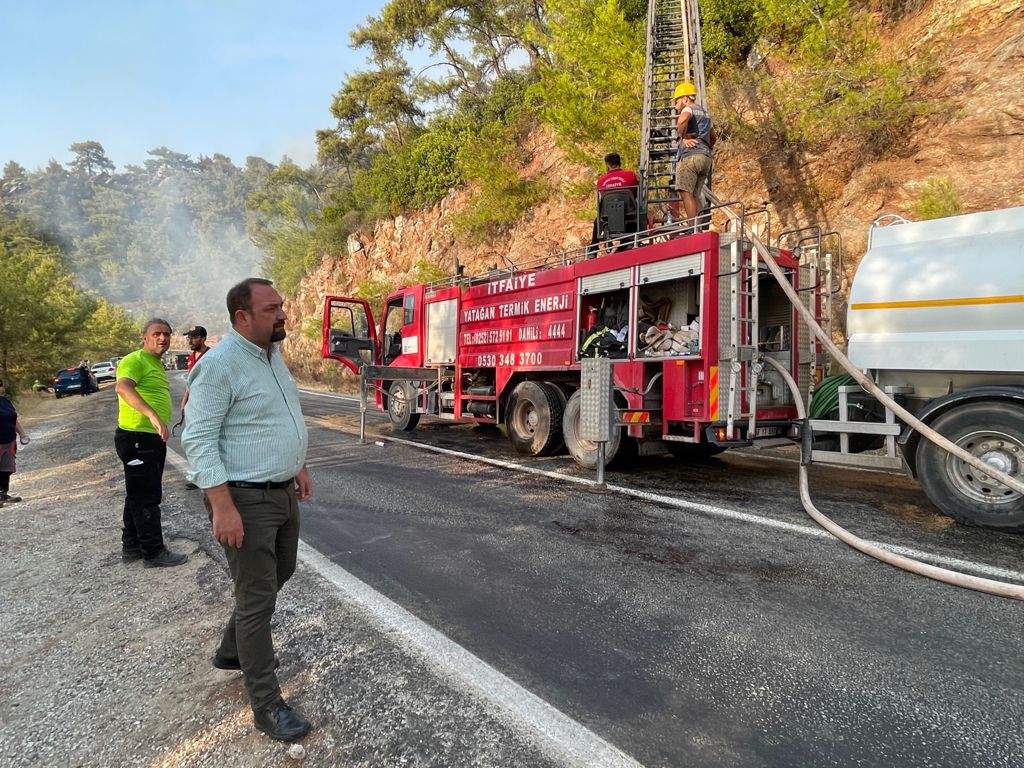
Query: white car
91,361,116,382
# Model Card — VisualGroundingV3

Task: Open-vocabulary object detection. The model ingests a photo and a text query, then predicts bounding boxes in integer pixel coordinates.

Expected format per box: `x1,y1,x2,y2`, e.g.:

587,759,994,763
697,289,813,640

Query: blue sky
1,0,387,170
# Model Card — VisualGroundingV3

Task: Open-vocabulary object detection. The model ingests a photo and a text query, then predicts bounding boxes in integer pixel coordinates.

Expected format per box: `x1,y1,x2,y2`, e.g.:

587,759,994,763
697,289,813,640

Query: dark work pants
0,471,10,494
114,428,166,557
210,486,299,711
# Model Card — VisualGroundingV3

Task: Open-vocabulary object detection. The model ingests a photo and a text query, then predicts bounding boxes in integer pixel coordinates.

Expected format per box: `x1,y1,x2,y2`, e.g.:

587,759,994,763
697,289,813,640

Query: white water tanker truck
810,205,1024,531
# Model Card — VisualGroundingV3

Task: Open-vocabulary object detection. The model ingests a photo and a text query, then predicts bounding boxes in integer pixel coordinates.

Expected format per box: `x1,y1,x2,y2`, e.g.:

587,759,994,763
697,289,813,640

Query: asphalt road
170,374,1024,767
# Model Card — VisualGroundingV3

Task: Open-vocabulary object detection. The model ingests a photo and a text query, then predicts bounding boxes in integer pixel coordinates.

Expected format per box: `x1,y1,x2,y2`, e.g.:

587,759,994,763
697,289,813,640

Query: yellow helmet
673,82,697,100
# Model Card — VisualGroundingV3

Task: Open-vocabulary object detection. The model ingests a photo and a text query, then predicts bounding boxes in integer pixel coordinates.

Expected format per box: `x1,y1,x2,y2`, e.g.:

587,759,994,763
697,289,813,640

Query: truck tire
916,401,1024,531
544,383,568,454
664,441,726,460
387,381,420,432
506,381,564,456
562,389,633,469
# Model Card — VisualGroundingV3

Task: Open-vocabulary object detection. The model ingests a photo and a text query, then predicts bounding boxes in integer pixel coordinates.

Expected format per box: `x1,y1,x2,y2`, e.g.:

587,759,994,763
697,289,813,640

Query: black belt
228,479,293,490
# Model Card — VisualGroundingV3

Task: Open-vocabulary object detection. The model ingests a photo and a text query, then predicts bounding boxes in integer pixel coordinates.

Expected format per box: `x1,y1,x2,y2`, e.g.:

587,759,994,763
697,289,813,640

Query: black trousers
114,428,166,557
208,485,300,711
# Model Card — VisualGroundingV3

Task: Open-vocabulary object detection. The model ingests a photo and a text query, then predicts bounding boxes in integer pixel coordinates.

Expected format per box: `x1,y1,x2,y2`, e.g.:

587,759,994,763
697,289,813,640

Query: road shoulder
0,390,557,768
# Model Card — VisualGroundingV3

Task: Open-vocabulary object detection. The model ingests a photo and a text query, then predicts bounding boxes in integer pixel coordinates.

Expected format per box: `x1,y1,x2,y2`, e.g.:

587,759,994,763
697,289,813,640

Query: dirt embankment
281,0,1024,382
0,387,552,768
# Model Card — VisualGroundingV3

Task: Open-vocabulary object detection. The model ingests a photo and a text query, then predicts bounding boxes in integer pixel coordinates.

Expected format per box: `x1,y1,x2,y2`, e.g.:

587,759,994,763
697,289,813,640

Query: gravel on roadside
0,388,556,768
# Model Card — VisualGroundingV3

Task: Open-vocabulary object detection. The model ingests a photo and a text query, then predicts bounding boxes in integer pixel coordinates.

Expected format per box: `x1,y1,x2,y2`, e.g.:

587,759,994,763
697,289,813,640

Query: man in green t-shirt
114,318,187,568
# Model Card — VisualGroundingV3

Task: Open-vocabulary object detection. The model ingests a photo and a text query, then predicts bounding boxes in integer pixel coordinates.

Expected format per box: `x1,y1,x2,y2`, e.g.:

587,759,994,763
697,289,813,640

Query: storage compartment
578,288,630,358
636,275,701,358
757,277,795,407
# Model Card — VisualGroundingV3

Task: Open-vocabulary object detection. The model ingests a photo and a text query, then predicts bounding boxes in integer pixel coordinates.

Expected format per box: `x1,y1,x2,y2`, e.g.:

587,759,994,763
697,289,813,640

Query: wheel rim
946,430,1024,505
511,399,538,437
390,387,408,420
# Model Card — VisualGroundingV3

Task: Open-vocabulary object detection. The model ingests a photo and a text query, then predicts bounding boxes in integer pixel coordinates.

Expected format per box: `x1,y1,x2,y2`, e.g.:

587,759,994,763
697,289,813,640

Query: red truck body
323,227,815,462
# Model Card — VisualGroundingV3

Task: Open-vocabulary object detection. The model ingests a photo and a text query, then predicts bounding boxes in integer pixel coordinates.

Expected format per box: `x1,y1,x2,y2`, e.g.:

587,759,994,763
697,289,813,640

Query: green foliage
714,0,932,154
526,0,644,167
411,259,450,284
301,317,322,343
355,278,395,308
0,215,137,388
453,106,549,239
701,0,761,70
1,143,269,330
352,119,471,218
914,178,962,220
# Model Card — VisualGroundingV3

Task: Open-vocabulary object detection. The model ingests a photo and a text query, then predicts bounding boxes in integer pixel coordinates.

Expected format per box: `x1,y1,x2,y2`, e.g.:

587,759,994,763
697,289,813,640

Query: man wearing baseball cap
178,325,211,489
185,325,210,372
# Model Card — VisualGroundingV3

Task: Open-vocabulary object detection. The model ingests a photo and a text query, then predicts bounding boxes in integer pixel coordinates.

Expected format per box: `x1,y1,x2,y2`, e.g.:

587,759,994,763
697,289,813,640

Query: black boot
253,699,311,742
122,546,143,563
0,493,21,503
143,547,188,568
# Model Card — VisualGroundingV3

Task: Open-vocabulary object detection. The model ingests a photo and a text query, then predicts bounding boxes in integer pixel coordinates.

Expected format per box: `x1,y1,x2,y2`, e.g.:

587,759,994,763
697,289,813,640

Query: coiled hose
706,193,1024,599
763,357,1024,600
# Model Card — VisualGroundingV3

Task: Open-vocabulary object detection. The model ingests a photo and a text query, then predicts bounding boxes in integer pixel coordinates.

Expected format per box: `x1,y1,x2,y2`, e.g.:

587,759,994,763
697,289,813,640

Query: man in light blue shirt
182,277,313,743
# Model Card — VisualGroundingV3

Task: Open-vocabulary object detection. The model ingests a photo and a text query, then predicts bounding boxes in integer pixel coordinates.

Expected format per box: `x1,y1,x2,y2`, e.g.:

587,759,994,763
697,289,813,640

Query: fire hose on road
708,194,1024,600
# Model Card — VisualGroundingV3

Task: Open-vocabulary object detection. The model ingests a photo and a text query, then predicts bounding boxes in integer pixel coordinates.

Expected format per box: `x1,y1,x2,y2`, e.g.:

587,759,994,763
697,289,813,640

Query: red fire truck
322,216,830,467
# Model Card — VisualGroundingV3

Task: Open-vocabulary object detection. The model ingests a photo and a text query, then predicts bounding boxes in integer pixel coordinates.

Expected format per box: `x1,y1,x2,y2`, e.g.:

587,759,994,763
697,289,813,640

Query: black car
53,368,98,398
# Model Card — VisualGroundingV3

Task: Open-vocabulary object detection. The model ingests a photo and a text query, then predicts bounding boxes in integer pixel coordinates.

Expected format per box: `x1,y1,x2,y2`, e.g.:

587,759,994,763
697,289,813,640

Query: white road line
164,446,644,768
298,542,645,768
299,388,360,403
303,427,1024,586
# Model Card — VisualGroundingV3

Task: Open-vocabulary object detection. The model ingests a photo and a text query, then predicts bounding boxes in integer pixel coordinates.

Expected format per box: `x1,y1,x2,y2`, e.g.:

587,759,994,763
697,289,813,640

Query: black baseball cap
185,325,207,337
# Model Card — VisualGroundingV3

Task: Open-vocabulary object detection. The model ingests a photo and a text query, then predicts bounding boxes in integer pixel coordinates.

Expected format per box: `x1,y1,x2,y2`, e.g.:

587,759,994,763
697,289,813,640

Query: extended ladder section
645,0,762,438
639,0,707,218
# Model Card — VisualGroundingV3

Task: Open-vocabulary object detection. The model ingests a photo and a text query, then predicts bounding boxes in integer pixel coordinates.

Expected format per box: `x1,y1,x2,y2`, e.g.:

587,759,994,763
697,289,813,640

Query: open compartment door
322,296,378,373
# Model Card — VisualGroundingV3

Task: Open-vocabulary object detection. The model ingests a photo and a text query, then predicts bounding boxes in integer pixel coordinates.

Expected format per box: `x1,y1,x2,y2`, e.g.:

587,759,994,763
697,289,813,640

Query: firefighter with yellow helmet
673,81,716,228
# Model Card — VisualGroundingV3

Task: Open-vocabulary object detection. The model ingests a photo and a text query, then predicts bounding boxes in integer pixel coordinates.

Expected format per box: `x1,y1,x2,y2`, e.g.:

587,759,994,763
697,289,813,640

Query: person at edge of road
114,319,188,568
673,81,716,230
0,380,31,508
178,325,210,490
590,152,641,253
77,359,91,396
181,277,312,743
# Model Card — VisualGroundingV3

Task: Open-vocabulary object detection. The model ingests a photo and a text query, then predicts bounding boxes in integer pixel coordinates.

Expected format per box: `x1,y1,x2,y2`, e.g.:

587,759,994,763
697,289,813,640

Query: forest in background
0,143,271,331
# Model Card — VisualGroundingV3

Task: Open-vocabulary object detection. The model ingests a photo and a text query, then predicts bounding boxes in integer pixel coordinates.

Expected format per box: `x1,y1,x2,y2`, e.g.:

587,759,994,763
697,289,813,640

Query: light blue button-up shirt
182,329,308,488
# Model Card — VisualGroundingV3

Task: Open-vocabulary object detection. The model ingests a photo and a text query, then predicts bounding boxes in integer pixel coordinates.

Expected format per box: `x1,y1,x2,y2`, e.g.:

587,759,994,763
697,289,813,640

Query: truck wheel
388,381,420,432
506,381,564,456
544,383,568,454
916,402,1024,531
664,442,725,460
562,389,632,468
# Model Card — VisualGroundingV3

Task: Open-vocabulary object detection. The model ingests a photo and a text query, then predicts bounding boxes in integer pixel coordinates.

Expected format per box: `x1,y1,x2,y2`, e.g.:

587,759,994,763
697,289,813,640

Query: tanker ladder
720,216,761,441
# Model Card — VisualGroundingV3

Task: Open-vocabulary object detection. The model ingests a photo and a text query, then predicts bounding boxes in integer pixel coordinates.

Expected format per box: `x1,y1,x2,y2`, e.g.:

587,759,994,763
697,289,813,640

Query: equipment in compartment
579,289,630,358
637,275,701,358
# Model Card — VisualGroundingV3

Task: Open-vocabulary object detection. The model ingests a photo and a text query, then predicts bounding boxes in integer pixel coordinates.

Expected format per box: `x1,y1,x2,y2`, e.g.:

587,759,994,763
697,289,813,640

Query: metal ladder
639,0,707,218
790,231,837,398
722,220,761,440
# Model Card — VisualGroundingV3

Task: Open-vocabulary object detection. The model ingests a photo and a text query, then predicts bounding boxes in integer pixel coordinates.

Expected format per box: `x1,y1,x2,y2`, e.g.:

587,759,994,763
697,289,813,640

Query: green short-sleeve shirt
116,350,172,433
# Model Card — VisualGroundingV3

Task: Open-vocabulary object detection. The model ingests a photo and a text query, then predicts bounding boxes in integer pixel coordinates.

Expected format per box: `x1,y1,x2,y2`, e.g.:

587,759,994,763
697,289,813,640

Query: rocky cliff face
282,129,595,380
285,0,1024,380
